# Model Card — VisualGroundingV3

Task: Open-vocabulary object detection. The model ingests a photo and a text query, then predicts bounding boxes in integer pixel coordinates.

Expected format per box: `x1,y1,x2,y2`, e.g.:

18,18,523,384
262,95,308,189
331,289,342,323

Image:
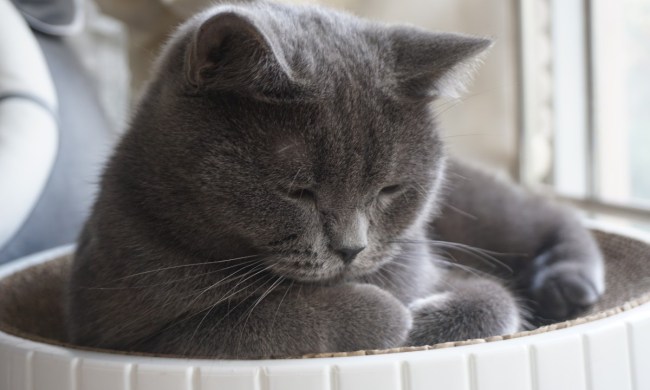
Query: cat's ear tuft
389,28,492,100
186,10,302,100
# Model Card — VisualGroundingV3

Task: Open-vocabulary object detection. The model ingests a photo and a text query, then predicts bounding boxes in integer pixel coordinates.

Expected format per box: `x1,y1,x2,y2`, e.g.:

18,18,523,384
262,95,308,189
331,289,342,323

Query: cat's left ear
185,10,304,100
389,28,492,100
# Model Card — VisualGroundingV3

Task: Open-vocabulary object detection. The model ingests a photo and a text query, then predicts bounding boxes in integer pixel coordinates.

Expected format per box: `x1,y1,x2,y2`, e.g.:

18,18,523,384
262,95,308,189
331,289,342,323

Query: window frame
517,0,650,225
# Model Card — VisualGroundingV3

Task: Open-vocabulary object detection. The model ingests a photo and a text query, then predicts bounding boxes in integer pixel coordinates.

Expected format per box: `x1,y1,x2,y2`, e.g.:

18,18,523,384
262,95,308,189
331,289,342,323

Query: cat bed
0,225,649,390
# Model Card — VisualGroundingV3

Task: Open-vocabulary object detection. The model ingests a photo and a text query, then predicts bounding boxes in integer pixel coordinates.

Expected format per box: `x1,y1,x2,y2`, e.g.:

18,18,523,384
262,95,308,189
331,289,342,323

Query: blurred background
1,0,649,263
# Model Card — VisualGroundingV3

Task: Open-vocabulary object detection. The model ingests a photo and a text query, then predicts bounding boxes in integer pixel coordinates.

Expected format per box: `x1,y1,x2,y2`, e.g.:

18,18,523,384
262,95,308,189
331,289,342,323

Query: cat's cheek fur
406,278,520,346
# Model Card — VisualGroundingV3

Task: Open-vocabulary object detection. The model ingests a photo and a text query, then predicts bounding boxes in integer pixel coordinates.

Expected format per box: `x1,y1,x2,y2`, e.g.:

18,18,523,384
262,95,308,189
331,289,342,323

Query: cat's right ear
389,28,493,100
185,11,302,100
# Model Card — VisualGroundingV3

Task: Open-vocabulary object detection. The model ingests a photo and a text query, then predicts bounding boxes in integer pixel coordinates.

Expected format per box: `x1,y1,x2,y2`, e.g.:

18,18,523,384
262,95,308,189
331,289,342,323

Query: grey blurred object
10,0,83,35
0,0,116,263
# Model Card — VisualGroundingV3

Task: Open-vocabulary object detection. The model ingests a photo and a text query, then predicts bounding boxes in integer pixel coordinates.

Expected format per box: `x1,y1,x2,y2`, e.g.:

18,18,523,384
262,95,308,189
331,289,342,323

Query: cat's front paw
530,260,605,320
321,284,412,351
407,278,520,346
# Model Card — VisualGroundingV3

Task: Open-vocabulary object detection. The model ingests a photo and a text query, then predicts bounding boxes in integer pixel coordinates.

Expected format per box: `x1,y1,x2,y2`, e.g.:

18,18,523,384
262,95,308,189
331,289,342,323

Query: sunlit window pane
593,0,650,206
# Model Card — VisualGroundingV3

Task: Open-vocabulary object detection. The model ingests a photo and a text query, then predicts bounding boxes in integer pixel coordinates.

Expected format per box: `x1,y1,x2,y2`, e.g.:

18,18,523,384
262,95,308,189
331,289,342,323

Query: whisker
182,272,275,355
445,204,478,220
84,258,262,290
389,239,515,274
235,275,285,351
427,249,492,278
270,279,294,330
436,244,513,274
390,237,519,257
100,254,261,285
180,260,264,303
372,270,398,292
389,250,498,283
412,182,429,198
287,167,302,196
432,256,495,280
187,263,276,335
95,262,266,349
242,276,285,323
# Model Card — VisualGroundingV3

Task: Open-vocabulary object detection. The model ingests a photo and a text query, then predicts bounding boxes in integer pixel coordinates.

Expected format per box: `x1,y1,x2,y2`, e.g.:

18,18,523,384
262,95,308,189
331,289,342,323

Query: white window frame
517,0,650,224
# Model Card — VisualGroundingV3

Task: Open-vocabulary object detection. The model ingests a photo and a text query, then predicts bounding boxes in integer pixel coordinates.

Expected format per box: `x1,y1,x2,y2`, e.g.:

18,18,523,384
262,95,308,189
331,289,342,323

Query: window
519,0,650,229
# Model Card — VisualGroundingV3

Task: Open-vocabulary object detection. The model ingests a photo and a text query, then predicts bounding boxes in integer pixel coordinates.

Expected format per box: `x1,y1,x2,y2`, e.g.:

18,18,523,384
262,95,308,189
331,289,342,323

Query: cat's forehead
293,12,387,84
264,100,436,184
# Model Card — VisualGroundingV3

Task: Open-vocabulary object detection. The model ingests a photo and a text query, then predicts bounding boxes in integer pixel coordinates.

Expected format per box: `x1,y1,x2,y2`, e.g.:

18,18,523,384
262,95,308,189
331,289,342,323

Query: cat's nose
336,246,365,264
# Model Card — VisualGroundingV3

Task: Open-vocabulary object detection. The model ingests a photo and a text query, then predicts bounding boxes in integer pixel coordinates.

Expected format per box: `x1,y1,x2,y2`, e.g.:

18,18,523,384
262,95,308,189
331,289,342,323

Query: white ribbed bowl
1,225,650,390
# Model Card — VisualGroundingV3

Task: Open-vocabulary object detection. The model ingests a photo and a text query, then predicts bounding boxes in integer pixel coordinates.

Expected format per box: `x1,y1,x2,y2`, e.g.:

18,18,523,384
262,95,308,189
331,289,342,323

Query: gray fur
66,1,604,358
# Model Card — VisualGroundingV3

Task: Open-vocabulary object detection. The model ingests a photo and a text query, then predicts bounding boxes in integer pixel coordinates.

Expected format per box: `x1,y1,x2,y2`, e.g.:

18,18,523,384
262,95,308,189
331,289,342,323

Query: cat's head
118,2,491,282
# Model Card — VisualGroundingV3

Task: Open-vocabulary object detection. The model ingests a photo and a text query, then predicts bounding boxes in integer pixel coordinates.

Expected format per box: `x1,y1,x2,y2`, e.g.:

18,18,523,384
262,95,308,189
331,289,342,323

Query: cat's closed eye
378,184,403,197
286,188,316,202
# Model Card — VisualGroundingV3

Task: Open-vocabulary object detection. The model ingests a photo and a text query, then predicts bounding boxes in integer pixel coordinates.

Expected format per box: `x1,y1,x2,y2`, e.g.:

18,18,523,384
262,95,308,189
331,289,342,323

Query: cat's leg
432,159,605,322
407,276,520,346
136,283,411,358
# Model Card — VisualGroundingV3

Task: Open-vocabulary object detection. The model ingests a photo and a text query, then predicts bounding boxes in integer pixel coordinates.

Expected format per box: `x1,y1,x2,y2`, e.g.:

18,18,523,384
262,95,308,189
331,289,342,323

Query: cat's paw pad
530,262,604,320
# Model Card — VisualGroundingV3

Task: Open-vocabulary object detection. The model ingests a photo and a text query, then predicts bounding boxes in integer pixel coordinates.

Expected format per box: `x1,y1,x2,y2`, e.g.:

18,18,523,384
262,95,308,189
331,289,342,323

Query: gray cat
66,1,605,358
